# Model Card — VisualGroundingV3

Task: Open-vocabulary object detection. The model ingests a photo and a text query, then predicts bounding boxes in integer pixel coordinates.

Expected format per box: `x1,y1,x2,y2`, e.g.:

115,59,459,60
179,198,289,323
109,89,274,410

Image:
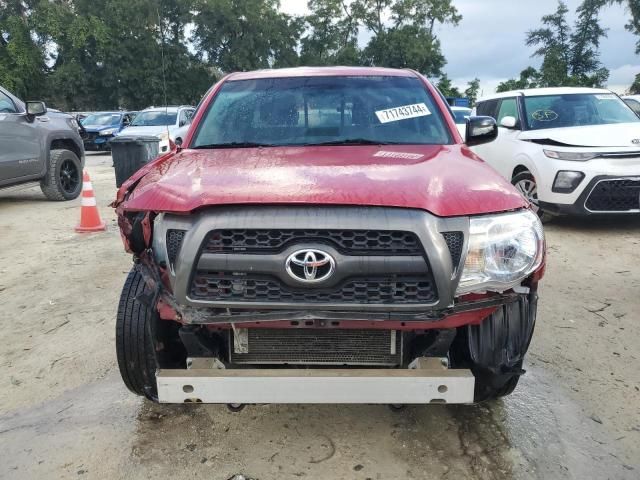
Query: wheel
511,171,554,223
116,269,159,401
40,149,82,200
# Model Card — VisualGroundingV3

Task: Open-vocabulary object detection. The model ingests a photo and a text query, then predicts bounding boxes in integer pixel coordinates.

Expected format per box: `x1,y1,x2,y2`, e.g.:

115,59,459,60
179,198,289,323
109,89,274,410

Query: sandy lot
0,153,638,479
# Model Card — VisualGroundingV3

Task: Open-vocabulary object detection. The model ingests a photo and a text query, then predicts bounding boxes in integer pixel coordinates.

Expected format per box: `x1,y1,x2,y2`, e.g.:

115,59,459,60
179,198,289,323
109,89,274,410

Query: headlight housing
99,128,118,136
456,210,544,295
157,132,170,141
543,149,598,161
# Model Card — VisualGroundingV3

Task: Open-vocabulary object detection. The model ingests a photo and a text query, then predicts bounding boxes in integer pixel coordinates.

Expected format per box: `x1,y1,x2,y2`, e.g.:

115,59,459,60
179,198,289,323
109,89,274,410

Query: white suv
471,87,640,218
118,106,195,153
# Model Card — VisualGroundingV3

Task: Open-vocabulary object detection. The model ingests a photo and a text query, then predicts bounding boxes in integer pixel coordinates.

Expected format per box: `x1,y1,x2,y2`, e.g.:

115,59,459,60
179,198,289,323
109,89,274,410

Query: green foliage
436,74,461,98
464,78,480,105
630,73,640,94
496,67,541,92
499,0,610,91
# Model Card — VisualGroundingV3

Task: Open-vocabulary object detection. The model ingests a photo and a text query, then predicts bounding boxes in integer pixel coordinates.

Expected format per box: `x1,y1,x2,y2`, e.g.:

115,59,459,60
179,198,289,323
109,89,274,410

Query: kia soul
113,67,545,406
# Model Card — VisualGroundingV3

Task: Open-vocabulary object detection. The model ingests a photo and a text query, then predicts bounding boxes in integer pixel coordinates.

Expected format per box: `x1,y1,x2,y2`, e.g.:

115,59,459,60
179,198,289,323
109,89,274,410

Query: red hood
116,145,526,217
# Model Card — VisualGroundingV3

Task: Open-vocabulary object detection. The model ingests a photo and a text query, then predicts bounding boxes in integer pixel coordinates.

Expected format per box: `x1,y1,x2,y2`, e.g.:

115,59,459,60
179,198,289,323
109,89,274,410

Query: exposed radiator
229,328,402,366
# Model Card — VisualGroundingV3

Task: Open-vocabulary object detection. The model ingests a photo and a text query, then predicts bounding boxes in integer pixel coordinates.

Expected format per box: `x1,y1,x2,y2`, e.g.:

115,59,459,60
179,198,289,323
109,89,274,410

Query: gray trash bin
109,136,160,187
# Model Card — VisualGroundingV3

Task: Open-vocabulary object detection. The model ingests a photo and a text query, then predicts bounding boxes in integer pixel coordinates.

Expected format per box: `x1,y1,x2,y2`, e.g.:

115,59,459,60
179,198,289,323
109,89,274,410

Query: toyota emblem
285,249,335,283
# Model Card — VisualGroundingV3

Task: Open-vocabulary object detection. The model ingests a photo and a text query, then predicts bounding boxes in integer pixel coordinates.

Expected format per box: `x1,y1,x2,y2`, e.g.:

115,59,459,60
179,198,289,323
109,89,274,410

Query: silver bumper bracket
157,360,475,404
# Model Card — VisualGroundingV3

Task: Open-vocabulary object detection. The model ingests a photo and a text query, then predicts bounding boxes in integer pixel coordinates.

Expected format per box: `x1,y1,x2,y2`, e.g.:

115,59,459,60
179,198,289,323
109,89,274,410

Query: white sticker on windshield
594,94,615,100
375,103,431,124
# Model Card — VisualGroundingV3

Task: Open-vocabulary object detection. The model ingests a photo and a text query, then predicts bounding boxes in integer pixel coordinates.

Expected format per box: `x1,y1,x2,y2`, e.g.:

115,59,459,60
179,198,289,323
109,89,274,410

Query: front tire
116,269,159,400
512,171,554,223
40,149,82,201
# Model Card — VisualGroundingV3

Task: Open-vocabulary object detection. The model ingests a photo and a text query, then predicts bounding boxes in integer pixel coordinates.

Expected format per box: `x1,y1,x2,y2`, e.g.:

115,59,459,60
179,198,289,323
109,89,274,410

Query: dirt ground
0,153,638,480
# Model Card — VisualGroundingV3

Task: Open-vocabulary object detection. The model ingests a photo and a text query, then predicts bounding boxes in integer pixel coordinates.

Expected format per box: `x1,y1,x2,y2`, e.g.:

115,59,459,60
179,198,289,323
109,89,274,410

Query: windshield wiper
301,139,401,146
193,142,274,149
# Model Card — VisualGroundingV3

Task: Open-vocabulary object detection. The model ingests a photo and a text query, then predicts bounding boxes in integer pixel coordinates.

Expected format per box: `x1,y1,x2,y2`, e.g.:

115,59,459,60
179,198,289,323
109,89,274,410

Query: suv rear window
192,76,452,148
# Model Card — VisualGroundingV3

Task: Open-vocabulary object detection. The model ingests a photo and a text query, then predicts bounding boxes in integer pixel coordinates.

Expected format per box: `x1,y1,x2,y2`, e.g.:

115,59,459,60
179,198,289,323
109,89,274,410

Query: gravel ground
0,153,638,480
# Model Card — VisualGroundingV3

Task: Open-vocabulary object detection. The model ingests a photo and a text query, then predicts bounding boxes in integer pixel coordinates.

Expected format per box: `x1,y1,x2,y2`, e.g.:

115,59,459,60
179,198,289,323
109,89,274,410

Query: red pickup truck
113,67,545,406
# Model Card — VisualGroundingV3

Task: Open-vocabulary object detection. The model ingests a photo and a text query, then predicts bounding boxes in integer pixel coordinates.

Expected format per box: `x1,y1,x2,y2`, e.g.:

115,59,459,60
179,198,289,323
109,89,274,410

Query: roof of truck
227,66,418,81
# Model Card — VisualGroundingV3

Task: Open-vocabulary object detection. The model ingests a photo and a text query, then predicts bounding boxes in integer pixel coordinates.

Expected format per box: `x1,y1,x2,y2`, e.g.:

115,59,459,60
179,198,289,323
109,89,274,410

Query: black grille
191,272,437,304
443,232,464,268
585,179,640,212
166,230,186,265
230,328,401,365
203,229,422,255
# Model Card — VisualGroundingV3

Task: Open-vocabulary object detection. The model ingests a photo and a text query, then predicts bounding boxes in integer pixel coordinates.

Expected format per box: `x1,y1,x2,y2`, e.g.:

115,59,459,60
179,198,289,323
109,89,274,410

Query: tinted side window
0,91,17,113
476,99,499,119
624,98,640,116
496,98,519,125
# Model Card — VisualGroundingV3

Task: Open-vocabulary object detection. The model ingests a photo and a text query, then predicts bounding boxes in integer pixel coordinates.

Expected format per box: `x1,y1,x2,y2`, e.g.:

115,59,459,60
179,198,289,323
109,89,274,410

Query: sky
280,0,639,94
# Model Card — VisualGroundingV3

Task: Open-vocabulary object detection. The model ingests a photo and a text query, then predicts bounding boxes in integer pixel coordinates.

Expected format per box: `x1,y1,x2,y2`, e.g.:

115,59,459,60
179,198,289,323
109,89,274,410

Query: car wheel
40,149,83,201
512,171,554,223
116,269,160,401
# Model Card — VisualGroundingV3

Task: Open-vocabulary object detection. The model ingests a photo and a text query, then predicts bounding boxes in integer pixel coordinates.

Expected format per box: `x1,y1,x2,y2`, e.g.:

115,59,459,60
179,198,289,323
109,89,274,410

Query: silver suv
0,85,85,200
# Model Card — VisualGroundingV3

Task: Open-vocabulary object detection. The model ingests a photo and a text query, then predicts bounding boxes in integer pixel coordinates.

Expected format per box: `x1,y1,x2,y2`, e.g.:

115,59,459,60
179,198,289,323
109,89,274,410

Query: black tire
116,269,159,401
40,149,83,201
511,171,554,223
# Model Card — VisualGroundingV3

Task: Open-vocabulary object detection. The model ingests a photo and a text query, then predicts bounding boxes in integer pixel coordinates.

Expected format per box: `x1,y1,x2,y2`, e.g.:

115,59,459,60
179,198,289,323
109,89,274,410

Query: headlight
543,149,598,161
456,210,544,295
157,132,169,141
99,128,118,136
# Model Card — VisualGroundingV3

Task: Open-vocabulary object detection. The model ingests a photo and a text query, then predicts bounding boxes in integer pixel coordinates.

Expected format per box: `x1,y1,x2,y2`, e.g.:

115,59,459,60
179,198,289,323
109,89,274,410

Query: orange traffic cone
75,171,106,233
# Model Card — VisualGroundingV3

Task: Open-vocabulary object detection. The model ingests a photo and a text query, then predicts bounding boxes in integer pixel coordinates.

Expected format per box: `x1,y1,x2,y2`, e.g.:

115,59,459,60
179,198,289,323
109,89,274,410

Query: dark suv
0,86,85,200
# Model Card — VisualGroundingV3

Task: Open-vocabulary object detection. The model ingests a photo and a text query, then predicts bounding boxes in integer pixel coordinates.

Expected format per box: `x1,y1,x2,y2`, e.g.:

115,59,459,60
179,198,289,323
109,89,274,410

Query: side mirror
500,115,517,129
175,137,183,147
465,116,498,146
26,101,47,117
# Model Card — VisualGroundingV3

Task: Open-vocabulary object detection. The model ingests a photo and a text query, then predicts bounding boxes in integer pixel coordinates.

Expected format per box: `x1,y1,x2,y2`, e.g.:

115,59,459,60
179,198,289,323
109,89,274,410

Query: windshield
192,76,452,148
130,111,177,127
452,108,471,124
82,113,121,126
523,93,639,130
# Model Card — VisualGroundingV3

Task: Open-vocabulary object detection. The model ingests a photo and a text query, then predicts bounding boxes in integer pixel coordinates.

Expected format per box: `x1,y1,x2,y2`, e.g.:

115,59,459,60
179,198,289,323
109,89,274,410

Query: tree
436,74,461,97
518,0,609,89
496,67,541,92
192,0,302,72
464,77,480,106
630,73,640,94
0,0,47,99
356,0,460,76
300,0,361,65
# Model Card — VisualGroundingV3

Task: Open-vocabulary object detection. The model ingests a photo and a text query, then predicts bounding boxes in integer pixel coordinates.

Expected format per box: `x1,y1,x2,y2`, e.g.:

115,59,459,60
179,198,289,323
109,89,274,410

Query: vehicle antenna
156,2,170,140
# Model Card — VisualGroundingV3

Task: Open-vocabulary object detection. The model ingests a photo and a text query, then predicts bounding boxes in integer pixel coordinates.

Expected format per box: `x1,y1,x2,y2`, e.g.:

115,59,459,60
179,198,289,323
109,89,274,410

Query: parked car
622,95,640,116
80,111,137,151
451,106,472,137
117,106,195,154
472,87,640,219
0,85,85,200
112,67,545,406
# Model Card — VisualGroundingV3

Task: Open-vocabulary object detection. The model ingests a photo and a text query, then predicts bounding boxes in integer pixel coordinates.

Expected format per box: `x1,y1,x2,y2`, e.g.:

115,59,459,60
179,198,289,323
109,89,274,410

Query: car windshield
130,111,177,127
82,113,121,126
191,76,452,148
452,109,471,124
523,93,639,130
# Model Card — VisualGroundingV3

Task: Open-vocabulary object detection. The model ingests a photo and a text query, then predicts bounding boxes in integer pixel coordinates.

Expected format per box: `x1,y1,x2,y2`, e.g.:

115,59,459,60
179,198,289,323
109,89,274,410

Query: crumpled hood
116,145,526,217
518,122,640,148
